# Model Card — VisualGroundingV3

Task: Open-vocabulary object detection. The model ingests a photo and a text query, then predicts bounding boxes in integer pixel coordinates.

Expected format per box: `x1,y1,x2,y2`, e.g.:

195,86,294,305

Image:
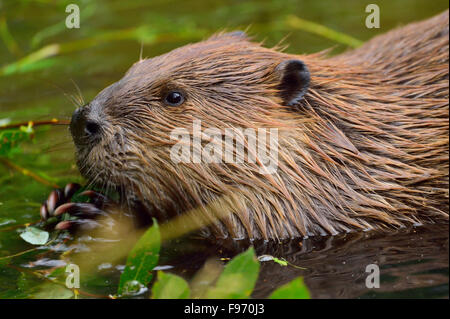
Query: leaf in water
32,282,74,299
269,277,310,299
257,254,288,266
47,266,66,281
117,220,160,296
206,247,260,299
273,257,288,266
152,271,190,299
20,226,49,245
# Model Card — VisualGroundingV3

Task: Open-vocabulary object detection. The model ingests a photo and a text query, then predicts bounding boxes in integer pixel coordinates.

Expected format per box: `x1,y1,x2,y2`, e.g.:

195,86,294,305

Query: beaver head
70,32,315,238
70,15,449,240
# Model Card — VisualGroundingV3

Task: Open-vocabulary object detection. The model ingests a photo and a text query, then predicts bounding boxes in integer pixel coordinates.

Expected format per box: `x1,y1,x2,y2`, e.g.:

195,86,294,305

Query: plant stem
0,158,60,188
0,119,70,130
286,15,363,48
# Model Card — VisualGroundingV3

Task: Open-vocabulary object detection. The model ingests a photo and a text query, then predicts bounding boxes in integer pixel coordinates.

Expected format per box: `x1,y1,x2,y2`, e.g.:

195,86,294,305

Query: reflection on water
164,224,449,299
2,215,448,298
252,224,448,298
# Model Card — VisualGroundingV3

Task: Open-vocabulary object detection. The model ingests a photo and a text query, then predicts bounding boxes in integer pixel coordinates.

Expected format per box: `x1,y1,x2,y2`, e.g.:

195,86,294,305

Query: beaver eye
164,91,185,106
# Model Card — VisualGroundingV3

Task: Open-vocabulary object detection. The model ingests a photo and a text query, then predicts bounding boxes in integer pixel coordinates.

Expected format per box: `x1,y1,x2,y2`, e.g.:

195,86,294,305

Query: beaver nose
70,107,102,145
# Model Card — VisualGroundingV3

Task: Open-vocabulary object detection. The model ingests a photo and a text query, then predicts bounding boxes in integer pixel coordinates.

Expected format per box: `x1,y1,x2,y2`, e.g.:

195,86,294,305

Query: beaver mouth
75,145,121,193
75,143,147,205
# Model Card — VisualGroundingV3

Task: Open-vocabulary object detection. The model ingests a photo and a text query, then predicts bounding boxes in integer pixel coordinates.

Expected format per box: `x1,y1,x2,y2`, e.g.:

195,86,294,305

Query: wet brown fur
76,11,449,240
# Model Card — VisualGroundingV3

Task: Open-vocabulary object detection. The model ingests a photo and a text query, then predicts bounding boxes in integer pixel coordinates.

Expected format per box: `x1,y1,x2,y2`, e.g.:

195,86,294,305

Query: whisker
70,79,85,106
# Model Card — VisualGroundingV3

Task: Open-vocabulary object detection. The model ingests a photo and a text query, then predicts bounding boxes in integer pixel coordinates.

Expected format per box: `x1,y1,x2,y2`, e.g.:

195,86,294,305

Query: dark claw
54,202,109,219
41,183,82,220
40,183,117,234
64,183,81,200
55,220,72,230
56,219,102,232
40,203,49,220
53,203,75,216
80,190,110,208
46,189,61,215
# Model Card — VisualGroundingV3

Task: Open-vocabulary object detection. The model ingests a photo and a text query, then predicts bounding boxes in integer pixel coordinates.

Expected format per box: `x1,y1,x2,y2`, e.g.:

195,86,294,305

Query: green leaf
273,257,288,266
47,266,67,281
19,226,49,245
206,247,260,299
32,282,74,299
0,124,34,157
257,254,288,266
269,277,310,299
117,220,160,296
152,271,190,299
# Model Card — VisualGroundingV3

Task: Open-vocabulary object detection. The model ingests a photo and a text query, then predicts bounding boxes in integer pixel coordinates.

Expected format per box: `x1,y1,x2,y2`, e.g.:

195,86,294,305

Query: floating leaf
117,220,160,296
32,282,74,299
273,257,288,266
269,277,310,299
257,254,288,266
19,226,49,245
206,247,259,299
258,254,305,269
152,271,190,299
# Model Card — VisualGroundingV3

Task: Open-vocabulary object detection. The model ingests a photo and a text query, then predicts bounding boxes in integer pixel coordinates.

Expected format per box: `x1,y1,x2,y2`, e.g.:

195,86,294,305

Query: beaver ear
274,59,310,106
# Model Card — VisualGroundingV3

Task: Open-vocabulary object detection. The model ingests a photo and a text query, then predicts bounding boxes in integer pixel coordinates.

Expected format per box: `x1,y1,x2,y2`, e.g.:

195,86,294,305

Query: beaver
40,11,449,241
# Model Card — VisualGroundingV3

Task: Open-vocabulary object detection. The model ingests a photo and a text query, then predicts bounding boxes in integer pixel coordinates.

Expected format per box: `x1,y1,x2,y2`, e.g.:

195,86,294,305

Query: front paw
40,183,117,233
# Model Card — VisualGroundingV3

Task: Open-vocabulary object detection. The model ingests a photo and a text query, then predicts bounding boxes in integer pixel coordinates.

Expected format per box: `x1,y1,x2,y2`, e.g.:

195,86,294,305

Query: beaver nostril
85,121,101,138
70,106,103,146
